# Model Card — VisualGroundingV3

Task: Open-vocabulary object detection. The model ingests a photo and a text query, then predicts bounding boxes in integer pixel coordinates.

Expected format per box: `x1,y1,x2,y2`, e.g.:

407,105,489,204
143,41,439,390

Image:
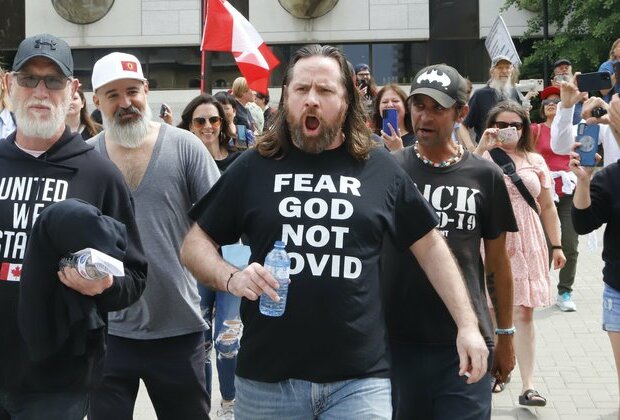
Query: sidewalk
492,227,618,420
134,228,617,419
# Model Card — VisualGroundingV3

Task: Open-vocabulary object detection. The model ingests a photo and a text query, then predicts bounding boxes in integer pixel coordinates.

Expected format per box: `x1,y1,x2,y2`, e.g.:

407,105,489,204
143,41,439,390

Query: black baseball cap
553,58,571,69
409,64,467,108
13,34,73,77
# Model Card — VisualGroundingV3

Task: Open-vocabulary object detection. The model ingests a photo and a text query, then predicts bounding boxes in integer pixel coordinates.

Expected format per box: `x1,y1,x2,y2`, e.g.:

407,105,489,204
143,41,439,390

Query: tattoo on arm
486,271,499,319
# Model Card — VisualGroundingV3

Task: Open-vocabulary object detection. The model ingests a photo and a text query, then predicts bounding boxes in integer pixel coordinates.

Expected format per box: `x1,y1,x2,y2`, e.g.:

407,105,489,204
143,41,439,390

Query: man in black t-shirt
181,45,489,419
384,64,518,420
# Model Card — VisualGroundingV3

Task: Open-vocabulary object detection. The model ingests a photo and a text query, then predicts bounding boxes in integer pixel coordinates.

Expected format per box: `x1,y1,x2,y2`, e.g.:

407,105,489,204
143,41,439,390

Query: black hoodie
0,127,147,392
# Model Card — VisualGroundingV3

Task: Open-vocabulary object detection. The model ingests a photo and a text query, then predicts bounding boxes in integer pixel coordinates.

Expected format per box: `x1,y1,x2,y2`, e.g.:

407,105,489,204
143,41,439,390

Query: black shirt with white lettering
383,149,517,347
189,143,438,383
0,127,147,391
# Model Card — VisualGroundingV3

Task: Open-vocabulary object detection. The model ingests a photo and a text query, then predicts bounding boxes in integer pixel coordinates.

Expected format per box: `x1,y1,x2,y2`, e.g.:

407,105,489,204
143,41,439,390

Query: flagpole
200,0,211,94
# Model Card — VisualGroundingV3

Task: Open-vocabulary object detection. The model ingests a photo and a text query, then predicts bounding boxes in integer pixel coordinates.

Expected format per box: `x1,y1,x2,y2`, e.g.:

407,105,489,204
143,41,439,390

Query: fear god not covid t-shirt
189,143,438,383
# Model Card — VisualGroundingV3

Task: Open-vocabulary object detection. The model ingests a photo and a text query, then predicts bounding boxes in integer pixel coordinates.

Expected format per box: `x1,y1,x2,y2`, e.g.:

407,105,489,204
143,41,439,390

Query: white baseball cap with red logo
91,52,146,91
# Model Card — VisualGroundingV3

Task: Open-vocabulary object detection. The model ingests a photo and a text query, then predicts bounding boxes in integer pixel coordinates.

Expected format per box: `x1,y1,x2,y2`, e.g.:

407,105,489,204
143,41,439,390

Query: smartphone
236,124,247,147
554,74,571,84
382,109,398,135
358,79,369,99
159,103,168,118
576,72,612,92
576,123,600,166
498,127,519,146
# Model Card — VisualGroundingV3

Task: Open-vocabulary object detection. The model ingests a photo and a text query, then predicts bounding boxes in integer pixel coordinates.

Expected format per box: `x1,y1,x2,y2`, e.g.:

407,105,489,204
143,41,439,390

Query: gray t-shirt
88,124,220,339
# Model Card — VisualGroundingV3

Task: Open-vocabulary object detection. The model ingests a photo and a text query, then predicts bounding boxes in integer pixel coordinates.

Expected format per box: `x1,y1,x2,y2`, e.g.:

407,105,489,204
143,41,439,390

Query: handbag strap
489,148,538,213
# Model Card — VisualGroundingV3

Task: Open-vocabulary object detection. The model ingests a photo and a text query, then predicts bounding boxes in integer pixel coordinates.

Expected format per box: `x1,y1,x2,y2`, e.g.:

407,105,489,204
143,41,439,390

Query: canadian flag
201,0,280,94
0,262,22,281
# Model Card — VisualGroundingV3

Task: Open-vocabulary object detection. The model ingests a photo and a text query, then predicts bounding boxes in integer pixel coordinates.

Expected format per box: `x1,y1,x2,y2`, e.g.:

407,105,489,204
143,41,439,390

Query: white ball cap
91,52,146,91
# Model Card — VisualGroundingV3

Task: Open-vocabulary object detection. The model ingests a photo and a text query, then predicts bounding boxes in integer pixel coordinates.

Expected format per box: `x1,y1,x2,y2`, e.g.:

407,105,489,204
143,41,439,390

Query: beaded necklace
413,141,464,168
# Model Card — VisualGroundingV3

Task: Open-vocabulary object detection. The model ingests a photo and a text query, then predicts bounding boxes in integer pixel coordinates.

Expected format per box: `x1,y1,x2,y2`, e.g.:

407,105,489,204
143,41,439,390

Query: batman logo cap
409,64,467,108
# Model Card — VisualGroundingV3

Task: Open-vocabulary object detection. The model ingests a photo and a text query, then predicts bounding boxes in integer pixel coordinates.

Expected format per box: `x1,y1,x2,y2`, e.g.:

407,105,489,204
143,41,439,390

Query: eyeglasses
15,73,69,90
494,121,523,130
542,99,560,106
192,116,221,128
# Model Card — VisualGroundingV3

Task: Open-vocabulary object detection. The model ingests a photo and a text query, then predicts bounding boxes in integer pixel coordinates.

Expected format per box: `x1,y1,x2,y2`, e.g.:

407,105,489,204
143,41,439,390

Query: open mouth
305,115,320,132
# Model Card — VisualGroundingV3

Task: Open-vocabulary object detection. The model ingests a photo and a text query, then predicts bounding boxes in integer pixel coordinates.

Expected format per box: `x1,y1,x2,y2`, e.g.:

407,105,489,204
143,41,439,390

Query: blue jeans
603,284,620,332
234,376,391,419
198,284,242,402
0,390,88,420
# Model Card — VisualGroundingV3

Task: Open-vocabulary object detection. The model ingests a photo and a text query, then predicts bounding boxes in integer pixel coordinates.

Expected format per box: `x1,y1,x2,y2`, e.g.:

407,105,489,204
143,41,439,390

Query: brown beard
284,104,344,154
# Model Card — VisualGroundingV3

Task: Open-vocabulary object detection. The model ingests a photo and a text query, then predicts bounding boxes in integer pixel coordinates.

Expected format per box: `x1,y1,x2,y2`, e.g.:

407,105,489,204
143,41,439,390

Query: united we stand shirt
189,142,438,383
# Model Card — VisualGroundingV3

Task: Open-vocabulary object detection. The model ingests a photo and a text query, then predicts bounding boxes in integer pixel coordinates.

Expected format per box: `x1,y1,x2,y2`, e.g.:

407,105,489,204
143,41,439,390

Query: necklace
414,141,464,168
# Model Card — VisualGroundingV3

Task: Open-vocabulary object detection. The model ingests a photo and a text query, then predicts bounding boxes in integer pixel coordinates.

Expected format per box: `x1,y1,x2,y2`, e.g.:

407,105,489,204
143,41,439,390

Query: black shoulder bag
489,148,538,213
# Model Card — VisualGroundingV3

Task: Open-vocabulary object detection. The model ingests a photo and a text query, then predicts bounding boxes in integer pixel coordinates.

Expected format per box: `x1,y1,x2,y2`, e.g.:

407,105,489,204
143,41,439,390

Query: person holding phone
570,94,620,416
532,86,581,312
475,101,566,407
370,84,413,151
550,76,620,167
598,38,620,102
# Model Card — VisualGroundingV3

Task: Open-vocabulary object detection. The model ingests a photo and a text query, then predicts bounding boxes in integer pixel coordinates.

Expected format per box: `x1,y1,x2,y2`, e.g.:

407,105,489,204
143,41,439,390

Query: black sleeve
389,172,439,249
481,163,519,239
571,170,611,235
188,155,247,246
95,177,148,312
462,92,479,129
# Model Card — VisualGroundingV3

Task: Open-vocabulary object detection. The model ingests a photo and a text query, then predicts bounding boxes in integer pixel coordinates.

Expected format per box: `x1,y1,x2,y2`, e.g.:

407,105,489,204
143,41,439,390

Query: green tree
504,0,620,79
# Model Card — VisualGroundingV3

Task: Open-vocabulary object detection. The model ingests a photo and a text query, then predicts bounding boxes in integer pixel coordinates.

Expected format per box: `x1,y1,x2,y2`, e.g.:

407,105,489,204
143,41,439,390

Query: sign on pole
485,15,522,67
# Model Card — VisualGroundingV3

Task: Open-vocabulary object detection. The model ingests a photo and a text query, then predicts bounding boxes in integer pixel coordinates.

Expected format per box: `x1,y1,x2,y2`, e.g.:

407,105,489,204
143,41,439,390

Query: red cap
541,86,560,100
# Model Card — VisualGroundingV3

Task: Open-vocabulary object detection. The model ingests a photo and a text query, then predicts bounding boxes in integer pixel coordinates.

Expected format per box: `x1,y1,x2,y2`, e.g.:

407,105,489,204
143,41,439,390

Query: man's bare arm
181,224,279,300
484,233,515,383
409,229,488,383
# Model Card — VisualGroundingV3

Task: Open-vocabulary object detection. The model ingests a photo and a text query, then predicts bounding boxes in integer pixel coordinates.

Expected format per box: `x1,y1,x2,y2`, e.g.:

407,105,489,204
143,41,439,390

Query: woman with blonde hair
599,38,620,102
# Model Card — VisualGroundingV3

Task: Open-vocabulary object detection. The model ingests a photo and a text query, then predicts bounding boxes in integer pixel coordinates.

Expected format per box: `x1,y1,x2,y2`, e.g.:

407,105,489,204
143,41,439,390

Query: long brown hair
371,84,413,135
77,89,102,138
257,44,373,160
177,93,235,150
485,101,534,153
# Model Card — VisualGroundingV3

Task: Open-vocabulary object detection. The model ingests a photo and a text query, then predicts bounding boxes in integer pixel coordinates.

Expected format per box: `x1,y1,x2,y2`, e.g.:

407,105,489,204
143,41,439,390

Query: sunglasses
15,73,69,90
192,116,222,128
494,121,523,130
542,99,560,106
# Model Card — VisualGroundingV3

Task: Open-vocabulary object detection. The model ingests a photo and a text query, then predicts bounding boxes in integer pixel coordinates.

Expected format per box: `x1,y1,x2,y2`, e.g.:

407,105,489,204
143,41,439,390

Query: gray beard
13,94,70,139
285,107,342,154
489,79,514,100
102,105,152,148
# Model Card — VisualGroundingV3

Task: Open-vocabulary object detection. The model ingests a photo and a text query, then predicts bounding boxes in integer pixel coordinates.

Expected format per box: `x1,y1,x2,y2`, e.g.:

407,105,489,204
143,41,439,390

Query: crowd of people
0,31,620,420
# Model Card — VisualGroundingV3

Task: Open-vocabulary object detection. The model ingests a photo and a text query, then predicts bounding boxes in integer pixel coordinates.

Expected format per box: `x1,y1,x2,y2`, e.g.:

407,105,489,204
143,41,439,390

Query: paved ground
134,227,618,419
492,227,618,420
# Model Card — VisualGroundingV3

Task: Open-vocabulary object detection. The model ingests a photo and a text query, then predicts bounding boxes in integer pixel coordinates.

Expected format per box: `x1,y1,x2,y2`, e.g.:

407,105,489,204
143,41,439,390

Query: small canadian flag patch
0,262,22,281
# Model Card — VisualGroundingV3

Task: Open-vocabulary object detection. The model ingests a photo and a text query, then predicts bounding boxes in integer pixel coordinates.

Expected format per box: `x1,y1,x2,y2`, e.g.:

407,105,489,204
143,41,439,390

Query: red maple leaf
11,266,21,278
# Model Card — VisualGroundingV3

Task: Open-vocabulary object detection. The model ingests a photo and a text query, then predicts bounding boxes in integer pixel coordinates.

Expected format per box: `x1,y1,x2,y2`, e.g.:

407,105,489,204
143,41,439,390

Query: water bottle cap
274,240,286,248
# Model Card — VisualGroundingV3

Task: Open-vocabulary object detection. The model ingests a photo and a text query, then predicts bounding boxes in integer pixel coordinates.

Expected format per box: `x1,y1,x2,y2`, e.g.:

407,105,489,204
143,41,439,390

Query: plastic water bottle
259,241,290,317
58,249,109,280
